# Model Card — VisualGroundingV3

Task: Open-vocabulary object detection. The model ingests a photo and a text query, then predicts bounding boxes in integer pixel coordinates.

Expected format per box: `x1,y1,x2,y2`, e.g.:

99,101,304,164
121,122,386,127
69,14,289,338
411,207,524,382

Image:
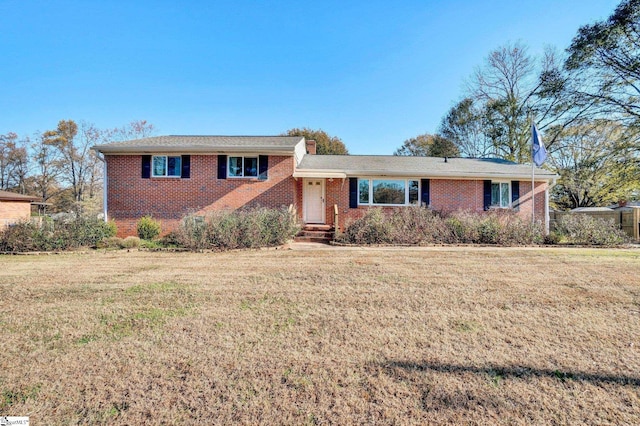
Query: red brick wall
326,178,549,230
106,155,297,237
0,200,32,229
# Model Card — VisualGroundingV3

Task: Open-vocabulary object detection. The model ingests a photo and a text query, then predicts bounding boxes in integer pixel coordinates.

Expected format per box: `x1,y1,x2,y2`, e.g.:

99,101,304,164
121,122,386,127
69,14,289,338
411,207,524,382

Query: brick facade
0,200,32,229
321,178,549,231
106,154,297,237
107,153,550,237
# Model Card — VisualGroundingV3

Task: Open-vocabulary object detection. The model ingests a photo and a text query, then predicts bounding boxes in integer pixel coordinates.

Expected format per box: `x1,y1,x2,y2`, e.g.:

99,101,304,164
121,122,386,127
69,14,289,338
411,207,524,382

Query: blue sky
1,0,620,154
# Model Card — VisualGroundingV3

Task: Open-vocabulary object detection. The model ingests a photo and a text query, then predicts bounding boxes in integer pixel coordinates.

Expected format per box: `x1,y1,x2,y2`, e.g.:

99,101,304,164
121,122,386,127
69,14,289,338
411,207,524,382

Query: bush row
553,214,628,246
0,217,117,252
172,206,301,250
337,207,629,246
1,207,628,252
337,208,543,246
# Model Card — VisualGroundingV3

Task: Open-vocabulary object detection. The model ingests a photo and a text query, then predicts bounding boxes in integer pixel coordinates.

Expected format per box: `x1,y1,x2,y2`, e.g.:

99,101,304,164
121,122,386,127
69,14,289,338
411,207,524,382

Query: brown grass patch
1,247,639,424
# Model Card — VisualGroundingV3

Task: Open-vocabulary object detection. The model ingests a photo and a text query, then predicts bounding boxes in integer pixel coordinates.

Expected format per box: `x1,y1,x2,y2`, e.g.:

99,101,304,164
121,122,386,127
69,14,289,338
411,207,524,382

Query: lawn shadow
378,360,640,414
382,360,640,387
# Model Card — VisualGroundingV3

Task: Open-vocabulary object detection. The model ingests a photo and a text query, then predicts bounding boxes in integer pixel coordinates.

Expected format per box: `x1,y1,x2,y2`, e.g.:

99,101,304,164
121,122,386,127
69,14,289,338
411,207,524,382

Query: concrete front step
294,236,332,243
294,225,334,243
301,230,333,238
303,225,332,232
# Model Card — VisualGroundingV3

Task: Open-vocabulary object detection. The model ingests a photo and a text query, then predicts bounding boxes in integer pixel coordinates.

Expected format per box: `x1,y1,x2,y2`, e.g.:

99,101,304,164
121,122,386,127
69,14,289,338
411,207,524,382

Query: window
358,179,370,204
152,155,182,177
357,178,420,206
373,180,405,204
229,156,258,178
491,182,511,208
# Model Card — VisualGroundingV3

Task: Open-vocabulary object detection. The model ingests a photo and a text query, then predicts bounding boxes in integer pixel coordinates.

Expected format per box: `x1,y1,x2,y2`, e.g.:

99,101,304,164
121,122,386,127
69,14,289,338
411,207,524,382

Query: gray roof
93,135,305,154
296,155,558,180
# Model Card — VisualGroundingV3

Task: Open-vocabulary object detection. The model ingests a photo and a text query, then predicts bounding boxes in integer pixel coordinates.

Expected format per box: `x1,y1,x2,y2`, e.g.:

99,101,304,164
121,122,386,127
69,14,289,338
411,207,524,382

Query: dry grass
1,246,639,425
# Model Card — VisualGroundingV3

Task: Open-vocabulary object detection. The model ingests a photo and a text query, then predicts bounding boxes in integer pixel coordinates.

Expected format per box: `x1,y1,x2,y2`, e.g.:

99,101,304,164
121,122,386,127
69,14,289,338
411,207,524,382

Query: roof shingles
296,155,557,180
93,135,305,153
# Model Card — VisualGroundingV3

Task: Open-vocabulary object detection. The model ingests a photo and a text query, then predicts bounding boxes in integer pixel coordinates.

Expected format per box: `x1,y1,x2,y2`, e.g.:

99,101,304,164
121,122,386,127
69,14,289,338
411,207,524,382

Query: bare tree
439,98,494,158
0,132,29,192
108,119,156,141
31,131,62,203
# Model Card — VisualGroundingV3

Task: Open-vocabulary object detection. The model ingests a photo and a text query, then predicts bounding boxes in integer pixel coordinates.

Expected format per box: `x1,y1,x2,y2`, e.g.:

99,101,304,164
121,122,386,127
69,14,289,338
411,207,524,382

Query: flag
532,123,547,167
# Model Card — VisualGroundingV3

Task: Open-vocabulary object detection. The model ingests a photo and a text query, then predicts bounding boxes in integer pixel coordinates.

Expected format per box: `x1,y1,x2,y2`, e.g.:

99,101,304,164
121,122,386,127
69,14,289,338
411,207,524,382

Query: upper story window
358,178,420,206
491,181,511,208
229,156,258,178
152,155,182,177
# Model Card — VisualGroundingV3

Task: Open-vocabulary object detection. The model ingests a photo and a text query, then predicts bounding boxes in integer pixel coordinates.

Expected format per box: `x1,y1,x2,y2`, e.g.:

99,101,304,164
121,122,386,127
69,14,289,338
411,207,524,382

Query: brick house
0,190,41,229
93,136,557,237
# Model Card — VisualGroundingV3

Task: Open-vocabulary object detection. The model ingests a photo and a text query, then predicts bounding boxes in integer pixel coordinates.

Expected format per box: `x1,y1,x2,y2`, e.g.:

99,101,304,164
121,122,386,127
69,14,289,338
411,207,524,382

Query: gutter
95,151,108,223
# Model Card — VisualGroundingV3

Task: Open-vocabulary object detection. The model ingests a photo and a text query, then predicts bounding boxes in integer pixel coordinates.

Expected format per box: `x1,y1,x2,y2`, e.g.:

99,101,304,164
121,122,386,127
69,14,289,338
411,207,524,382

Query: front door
303,179,325,223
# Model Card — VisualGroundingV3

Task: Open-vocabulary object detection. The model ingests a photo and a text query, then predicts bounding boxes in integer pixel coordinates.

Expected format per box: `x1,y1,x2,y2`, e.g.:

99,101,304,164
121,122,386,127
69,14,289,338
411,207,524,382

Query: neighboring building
0,190,41,229
92,136,558,237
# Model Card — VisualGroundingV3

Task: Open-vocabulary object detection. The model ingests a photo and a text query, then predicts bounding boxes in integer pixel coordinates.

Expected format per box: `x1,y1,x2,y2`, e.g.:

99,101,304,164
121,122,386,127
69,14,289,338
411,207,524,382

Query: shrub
0,217,117,252
122,236,141,248
340,208,393,244
554,214,628,246
174,206,300,251
137,215,161,240
97,237,125,249
544,231,562,245
338,208,544,246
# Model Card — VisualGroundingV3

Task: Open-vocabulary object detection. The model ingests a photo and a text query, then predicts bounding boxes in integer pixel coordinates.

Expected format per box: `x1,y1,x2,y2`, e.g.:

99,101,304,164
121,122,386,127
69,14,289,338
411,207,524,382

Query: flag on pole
532,123,547,167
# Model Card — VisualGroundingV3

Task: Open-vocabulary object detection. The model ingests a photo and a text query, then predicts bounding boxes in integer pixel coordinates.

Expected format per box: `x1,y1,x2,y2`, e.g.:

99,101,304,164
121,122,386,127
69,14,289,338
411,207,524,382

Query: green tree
566,0,640,128
283,128,349,155
550,120,640,209
393,133,459,157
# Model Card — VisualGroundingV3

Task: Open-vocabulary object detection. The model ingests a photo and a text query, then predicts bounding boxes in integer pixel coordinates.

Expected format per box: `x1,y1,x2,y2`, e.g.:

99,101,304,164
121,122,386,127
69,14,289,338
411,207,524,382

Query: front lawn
1,247,639,424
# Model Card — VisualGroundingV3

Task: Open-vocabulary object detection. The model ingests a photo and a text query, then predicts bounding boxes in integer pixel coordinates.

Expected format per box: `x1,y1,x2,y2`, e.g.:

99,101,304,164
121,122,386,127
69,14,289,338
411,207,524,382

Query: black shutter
217,155,227,179
141,155,151,179
349,178,358,208
483,180,492,211
258,155,268,180
511,181,520,211
181,155,191,179
421,179,430,207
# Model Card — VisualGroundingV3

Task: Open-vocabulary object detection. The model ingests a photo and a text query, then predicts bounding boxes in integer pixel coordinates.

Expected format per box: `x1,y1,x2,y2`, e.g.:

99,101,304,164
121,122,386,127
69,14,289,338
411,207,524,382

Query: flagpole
531,123,535,225
531,120,548,227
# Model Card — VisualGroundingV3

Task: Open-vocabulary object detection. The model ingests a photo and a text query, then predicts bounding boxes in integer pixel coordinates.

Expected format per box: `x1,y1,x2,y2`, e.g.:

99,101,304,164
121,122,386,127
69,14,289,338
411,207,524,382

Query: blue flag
532,123,547,167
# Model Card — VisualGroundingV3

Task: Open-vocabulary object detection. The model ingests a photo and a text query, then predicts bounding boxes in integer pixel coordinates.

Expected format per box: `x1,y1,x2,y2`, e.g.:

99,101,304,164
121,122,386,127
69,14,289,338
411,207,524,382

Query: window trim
151,155,182,178
228,155,260,178
490,180,512,208
357,177,421,206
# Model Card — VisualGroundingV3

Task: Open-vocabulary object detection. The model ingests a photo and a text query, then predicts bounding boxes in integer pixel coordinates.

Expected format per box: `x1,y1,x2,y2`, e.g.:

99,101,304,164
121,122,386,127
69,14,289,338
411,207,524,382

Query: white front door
303,179,325,223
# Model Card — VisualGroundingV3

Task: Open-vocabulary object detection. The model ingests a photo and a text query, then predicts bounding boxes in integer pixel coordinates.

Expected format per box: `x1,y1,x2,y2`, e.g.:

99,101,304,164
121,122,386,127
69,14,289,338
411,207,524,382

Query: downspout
96,152,108,222
545,177,557,235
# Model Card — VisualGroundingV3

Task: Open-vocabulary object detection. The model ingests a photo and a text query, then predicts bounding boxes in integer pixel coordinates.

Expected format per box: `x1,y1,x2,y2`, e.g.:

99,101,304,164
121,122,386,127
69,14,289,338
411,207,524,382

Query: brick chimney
305,139,317,155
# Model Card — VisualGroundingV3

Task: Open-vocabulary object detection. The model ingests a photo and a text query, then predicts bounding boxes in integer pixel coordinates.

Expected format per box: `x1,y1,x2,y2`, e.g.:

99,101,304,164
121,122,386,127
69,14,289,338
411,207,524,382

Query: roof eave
294,168,558,181
92,145,297,155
